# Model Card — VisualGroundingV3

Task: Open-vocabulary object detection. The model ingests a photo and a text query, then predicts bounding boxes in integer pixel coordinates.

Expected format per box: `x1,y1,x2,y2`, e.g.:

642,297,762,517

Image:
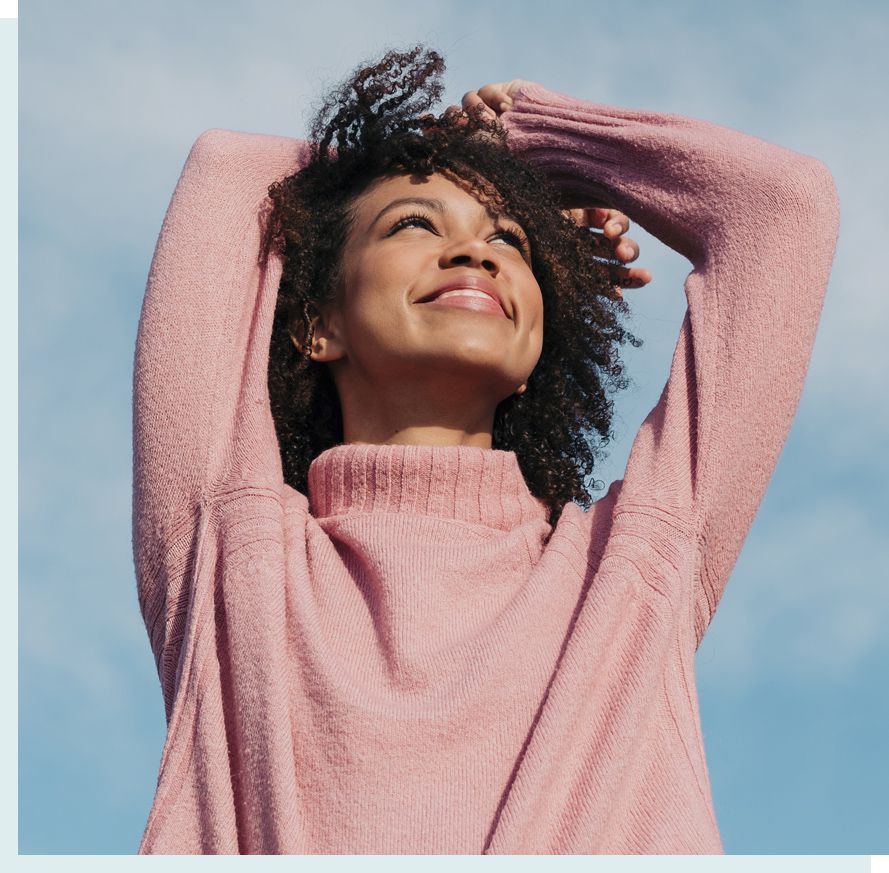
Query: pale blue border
3,12,18,864
4,854,878,870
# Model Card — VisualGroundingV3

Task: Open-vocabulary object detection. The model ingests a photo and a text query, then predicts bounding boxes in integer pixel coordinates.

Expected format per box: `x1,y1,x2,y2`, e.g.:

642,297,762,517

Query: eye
490,225,532,262
387,212,531,260
492,227,530,254
388,212,437,234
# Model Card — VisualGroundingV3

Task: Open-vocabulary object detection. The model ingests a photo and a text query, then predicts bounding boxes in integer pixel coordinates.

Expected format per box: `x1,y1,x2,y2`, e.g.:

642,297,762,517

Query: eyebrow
370,197,445,230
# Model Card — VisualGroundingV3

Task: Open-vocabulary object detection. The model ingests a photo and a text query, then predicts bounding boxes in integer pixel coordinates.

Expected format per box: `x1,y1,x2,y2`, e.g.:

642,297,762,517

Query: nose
439,236,500,276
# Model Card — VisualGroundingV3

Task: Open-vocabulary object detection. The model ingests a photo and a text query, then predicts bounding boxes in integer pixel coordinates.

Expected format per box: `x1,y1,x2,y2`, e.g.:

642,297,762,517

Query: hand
562,207,652,297
441,80,530,127
460,80,532,117
446,82,653,298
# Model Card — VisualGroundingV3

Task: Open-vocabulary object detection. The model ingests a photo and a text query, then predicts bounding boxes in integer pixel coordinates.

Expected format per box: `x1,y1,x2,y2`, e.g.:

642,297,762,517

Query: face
306,172,544,408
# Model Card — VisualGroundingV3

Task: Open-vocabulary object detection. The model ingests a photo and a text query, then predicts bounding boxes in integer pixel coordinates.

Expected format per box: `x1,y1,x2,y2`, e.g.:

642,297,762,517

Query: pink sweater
132,83,839,854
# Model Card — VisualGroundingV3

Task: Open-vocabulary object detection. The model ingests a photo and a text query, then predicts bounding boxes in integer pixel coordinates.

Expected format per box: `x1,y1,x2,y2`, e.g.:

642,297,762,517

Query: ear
290,303,347,363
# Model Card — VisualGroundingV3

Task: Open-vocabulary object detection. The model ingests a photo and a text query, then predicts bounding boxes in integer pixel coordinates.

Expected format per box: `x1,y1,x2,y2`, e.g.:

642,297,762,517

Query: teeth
435,289,495,302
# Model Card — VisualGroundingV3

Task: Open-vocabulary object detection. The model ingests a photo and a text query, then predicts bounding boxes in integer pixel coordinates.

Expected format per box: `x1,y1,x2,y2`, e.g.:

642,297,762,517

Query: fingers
562,209,641,264
576,207,629,236
562,208,587,227
596,210,640,264
613,266,652,288
478,83,513,113
445,91,499,128
601,209,630,238
443,104,468,125
583,207,611,229
461,90,498,121
580,208,640,263
564,207,633,241
615,235,640,263
458,80,531,119
462,85,513,118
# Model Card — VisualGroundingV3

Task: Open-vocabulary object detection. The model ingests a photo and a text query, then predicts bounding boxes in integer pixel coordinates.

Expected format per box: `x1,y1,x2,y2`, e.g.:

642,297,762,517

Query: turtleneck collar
307,442,550,530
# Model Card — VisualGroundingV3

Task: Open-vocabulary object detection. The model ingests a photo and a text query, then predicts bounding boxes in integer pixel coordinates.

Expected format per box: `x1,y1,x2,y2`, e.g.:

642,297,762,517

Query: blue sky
18,0,889,855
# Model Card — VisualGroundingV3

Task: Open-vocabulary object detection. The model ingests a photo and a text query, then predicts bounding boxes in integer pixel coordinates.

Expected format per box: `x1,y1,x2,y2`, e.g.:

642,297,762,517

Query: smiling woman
132,44,839,854
262,48,643,525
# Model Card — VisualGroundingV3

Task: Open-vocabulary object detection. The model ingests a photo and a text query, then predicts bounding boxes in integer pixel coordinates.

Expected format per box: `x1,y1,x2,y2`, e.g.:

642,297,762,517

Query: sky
18,0,889,856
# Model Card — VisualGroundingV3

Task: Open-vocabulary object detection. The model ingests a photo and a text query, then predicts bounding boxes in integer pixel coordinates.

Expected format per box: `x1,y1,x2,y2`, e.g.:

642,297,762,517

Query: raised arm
132,129,308,699
499,83,840,647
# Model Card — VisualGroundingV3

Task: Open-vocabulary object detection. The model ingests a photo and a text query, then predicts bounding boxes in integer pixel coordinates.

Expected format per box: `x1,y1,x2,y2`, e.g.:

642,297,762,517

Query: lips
415,275,510,319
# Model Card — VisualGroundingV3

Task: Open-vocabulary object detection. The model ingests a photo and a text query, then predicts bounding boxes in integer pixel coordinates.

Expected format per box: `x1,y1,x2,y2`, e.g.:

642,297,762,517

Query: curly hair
262,45,641,528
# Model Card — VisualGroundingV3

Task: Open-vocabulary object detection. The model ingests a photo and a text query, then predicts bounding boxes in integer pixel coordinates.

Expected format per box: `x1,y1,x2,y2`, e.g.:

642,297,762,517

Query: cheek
521,274,545,329
523,279,546,361
338,252,415,347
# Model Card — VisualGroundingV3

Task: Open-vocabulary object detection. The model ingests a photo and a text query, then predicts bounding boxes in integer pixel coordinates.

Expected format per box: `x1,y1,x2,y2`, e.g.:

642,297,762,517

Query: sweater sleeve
132,128,309,697
501,84,840,647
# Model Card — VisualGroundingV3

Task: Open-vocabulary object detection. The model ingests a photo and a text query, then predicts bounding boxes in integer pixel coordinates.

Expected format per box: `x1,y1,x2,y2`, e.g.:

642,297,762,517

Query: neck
332,365,508,449
342,392,496,449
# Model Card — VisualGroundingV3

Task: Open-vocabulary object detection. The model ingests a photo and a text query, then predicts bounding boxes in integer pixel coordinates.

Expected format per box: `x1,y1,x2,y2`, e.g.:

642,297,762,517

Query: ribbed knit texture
132,83,839,854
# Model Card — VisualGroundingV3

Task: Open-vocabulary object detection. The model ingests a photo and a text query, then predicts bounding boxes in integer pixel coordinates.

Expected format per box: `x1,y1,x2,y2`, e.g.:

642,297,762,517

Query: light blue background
18,0,889,856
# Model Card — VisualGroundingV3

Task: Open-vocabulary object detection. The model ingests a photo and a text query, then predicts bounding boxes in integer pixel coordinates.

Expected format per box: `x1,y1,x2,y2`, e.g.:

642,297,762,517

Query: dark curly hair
262,45,641,527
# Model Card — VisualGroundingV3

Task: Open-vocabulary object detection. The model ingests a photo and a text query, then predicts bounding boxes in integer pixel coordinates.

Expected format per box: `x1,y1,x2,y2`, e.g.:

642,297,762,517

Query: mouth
415,276,510,319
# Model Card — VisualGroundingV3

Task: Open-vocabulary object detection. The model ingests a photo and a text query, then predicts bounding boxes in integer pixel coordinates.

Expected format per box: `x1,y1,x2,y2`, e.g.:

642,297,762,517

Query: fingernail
607,222,622,235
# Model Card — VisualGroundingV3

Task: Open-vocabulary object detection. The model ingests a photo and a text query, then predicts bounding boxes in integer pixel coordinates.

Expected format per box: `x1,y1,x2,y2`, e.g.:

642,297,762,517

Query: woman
132,47,839,854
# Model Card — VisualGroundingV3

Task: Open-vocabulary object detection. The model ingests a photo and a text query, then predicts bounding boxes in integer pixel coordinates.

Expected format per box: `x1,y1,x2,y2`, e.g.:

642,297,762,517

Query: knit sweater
132,83,839,854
